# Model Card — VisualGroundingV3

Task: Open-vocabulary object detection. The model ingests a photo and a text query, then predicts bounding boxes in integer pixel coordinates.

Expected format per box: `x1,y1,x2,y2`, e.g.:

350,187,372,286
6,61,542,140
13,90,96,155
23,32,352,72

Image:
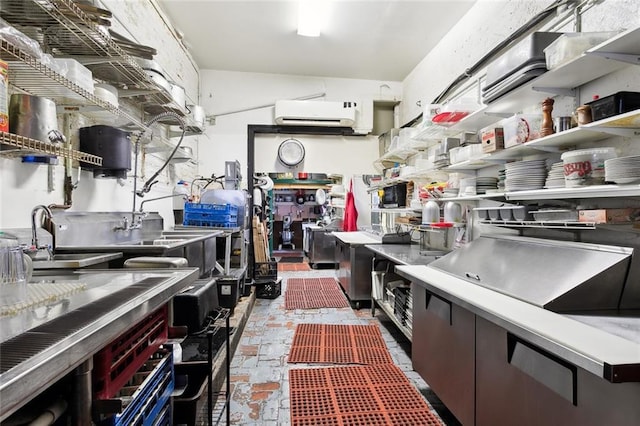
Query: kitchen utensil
315,189,327,205
8,94,59,143
94,83,119,107
422,200,440,224
575,105,593,125
444,202,462,223
0,236,31,308
186,104,206,129
79,125,131,179
553,116,573,132
168,82,187,114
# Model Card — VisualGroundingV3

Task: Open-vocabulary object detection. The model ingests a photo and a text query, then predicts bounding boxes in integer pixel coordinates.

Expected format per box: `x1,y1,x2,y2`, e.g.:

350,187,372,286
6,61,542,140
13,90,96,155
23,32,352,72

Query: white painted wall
198,69,401,180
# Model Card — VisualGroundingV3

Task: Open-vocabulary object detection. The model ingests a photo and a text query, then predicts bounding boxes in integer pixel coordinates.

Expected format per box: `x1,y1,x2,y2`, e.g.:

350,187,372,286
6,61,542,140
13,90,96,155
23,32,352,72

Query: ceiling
157,1,477,81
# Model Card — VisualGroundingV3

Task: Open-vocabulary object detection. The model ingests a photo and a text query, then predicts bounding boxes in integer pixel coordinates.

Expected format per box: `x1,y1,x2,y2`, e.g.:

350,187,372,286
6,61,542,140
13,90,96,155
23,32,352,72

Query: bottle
173,180,189,224
422,200,440,224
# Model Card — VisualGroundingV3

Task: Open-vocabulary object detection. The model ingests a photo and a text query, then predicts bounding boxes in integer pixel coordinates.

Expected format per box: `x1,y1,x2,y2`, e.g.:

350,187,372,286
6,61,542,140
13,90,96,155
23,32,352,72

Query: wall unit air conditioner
274,100,357,127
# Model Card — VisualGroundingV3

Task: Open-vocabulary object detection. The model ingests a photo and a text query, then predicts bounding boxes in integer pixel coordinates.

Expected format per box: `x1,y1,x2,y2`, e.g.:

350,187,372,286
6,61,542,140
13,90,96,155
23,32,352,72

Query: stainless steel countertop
365,244,449,266
55,230,224,254
332,231,382,245
396,265,640,383
0,268,199,421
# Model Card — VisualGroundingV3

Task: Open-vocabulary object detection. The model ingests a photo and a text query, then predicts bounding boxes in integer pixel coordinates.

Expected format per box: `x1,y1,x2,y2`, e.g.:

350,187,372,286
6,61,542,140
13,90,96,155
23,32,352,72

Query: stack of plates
605,155,640,184
545,162,565,188
497,169,506,190
505,159,547,191
476,177,499,194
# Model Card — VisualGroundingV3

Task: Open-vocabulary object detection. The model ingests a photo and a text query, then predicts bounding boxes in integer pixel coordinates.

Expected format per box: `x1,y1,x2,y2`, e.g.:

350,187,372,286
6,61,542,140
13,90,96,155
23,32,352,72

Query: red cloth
342,179,358,232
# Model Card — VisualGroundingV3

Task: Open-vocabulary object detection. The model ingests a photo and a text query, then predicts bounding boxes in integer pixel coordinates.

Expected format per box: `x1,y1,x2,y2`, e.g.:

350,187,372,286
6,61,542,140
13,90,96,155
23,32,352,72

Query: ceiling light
297,0,325,37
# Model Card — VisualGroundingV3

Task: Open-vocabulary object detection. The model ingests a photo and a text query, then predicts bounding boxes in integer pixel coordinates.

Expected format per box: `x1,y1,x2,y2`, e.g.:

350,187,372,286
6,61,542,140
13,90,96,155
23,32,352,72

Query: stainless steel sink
32,252,123,269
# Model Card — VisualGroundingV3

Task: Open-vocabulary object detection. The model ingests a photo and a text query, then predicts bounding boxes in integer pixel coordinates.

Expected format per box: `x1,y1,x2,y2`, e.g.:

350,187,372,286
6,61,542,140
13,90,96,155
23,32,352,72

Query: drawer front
476,317,640,426
412,284,475,426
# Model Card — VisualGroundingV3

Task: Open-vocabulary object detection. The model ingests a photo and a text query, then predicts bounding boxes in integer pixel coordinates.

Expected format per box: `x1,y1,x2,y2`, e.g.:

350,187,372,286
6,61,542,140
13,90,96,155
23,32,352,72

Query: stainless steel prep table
332,232,382,305
365,244,446,341
0,268,199,421
397,265,640,426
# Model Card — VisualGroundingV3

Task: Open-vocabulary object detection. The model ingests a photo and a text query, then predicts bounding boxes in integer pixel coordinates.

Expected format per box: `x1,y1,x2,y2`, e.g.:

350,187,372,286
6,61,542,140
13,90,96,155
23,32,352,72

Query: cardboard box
481,127,504,153
578,208,640,224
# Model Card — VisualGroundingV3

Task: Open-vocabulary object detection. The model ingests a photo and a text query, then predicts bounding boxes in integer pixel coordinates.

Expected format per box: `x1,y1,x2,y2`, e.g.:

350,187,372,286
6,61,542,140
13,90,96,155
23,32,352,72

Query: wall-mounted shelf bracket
587,51,640,65
531,86,576,97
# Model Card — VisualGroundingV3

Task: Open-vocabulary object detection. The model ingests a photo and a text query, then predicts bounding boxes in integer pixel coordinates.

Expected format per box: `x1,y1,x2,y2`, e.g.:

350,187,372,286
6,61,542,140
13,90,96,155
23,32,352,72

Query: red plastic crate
93,305,169,399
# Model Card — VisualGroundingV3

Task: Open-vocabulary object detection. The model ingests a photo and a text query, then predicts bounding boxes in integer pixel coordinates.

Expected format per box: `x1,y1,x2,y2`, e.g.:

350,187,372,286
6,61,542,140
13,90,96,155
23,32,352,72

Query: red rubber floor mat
289,364,443,426
285,278,350,310
279,262,311,272
288,324,393,365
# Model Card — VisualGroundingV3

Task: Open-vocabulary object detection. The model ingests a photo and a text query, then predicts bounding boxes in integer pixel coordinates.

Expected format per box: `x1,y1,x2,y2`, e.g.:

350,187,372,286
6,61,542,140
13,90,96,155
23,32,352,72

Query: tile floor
227,267,459,425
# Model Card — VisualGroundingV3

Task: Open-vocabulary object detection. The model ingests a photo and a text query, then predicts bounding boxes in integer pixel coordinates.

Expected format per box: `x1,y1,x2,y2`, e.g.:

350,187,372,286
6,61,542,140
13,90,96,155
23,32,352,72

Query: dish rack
183,202,238,228
97,349,174,426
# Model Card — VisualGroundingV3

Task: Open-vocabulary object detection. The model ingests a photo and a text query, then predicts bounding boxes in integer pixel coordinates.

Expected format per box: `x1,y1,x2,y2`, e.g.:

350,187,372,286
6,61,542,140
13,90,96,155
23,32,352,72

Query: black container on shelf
173,278,219,334
255,278,282,299
217,276,240,313
586,91,640,121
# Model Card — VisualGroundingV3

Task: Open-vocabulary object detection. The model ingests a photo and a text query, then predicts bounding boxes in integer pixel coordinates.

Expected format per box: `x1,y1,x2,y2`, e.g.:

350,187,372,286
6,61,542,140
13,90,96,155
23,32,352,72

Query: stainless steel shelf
1,40,146,130
479,219,596,230
373,297,412,341
0,0,185,117
1,131,102,165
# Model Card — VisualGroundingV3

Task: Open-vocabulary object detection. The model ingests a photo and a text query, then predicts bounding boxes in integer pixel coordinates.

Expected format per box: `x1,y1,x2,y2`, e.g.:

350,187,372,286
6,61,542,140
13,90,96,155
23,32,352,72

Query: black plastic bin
217,277,240,313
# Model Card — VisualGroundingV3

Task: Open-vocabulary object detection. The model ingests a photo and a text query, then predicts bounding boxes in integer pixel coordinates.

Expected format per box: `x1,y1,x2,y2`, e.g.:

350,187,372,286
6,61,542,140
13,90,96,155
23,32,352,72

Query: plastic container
561,147,617,187
586,91,640,122
544,31,620,70
532,209,579,222
53,58,94,93
501,114,542,148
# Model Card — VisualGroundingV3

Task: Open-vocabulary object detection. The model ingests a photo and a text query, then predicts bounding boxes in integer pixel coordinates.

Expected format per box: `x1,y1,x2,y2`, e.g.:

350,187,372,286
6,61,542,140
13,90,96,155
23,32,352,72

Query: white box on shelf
53,58,94,93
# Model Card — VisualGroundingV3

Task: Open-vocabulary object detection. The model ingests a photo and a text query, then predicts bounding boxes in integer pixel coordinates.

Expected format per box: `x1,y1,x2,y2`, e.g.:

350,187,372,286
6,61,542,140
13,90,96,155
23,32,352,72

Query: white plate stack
605,155,640,184
476,177,499,194
545,162,565,188
505,159,547,191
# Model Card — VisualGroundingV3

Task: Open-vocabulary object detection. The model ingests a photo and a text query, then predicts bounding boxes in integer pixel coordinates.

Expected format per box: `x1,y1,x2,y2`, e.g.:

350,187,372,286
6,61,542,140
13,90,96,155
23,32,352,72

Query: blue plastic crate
185,202,238,215
183,219,238,228
183,211,238,223
99,350,174,426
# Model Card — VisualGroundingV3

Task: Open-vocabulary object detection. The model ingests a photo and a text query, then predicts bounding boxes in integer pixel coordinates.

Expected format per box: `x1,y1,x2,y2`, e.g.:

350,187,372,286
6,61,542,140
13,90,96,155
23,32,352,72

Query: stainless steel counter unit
428,234,633,312
306,225,337,267
49,212,223,278
397,264,640,426
333,232,382,304
0,268,199,421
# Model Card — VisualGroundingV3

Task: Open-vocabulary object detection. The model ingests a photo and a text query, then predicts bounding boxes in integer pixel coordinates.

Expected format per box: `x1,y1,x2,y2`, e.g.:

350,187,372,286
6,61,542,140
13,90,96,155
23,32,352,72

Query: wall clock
277,138,305,167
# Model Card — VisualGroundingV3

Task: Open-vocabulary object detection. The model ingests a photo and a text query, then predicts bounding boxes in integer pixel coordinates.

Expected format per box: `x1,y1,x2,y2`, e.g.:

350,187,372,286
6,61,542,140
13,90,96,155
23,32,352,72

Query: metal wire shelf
1,39,146,130
0,0,184,114
0,131,102,165
478,219,597,230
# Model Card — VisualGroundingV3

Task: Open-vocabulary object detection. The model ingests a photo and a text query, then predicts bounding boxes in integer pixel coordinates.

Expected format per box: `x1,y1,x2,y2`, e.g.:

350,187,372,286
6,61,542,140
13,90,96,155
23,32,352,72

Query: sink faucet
139,193,188,213
30,204,53,259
